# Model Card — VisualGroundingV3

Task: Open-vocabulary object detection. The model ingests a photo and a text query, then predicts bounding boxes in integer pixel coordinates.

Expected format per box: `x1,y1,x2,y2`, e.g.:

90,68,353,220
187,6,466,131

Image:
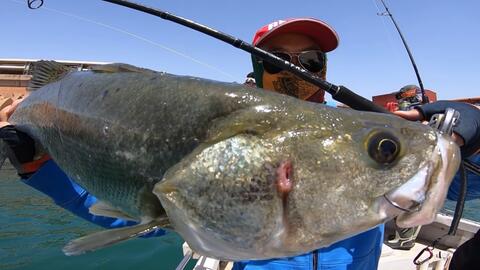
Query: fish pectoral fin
90,63,156,74
89,201,138,221
62,218,169,256
28,61,71,91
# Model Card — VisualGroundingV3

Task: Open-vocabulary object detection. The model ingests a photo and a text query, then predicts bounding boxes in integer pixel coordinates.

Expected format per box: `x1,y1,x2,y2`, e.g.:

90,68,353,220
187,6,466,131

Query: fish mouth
379,133,461,227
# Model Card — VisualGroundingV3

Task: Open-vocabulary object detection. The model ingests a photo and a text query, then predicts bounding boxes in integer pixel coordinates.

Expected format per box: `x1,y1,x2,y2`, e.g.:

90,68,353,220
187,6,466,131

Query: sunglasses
260,50,325,74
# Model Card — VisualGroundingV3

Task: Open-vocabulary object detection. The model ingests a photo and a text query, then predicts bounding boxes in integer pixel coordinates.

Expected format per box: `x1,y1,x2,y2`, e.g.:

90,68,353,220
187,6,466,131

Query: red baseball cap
252,18,339,52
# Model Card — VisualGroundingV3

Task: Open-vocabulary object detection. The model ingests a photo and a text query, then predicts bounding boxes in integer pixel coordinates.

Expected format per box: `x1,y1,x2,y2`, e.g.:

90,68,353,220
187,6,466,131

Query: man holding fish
0,18,476,270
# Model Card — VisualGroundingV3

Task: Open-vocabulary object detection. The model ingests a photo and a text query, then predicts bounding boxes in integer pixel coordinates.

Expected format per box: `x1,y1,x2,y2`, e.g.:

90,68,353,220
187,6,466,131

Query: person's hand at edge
394,100,480,157
0,98,24,128
0,96,36,169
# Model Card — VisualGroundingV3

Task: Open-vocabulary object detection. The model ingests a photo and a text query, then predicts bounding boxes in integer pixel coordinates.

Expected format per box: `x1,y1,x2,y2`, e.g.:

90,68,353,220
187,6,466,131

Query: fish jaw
383,134,461,227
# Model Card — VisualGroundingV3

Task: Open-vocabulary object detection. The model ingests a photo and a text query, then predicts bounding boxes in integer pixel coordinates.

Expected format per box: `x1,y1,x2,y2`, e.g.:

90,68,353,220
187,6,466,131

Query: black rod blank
102,0,390,114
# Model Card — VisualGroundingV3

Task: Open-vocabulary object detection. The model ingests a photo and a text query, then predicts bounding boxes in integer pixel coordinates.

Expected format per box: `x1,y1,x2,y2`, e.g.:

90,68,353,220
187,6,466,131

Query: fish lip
382,162,432,213
390,133,461,227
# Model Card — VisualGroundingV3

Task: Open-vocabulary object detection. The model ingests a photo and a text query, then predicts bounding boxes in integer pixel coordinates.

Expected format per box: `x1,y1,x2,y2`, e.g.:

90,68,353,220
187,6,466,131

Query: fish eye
367,132,401,165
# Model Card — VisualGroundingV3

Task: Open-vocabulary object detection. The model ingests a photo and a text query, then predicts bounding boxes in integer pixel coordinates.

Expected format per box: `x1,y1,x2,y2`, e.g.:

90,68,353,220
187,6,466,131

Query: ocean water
1,166,480,270
0,167,196,270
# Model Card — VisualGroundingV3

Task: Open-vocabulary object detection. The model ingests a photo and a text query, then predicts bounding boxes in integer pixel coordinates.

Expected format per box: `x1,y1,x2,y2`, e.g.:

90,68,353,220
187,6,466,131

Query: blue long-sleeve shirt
22,159,166,236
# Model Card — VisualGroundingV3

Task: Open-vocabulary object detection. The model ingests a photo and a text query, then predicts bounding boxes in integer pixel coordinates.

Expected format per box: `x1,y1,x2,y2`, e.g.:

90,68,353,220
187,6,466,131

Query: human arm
21,160,165,236
0,98,24,128
0,100,40,177
394,101,480,157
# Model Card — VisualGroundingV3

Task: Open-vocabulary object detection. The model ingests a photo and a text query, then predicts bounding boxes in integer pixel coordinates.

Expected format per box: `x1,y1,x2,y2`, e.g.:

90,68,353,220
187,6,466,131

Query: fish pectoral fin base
28,61,71,91
62,218,168,256
88,201,138,221
90,63,156,74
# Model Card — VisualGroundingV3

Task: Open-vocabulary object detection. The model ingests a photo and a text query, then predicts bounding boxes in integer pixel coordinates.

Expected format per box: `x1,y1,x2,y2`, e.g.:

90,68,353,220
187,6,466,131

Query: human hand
394,101,480,157
385,101,399,112
0,97,24,128
0,96,36,172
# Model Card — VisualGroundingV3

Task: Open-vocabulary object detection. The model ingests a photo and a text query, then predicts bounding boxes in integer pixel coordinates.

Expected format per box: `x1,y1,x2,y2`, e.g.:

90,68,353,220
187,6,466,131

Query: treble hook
27,0,44,9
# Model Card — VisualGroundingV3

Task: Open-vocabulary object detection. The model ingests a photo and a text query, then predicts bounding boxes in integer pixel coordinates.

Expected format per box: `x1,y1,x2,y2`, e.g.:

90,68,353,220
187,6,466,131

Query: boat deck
379,242,454,270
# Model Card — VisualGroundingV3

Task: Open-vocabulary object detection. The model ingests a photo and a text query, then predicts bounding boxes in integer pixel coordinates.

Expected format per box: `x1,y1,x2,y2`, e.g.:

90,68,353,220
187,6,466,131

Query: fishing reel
428,108,460,136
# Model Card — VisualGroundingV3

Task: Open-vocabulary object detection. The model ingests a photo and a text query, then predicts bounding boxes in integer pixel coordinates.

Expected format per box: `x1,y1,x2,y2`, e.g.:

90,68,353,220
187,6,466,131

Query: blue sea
1,165,479,270
0,166,196,270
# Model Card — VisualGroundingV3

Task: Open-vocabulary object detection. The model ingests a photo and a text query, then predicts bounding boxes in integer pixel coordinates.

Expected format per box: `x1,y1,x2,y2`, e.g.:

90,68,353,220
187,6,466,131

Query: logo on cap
267,20,287,31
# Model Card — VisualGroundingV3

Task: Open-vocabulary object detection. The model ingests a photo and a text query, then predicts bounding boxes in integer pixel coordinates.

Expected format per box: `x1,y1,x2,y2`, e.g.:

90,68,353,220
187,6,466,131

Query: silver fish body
10,62,460,260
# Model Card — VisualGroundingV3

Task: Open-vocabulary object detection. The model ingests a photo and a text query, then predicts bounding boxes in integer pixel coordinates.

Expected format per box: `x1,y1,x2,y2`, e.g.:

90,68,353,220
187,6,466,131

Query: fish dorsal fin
89,201,138,222
62,218,171,256
28,60,71,91
89,63,156,74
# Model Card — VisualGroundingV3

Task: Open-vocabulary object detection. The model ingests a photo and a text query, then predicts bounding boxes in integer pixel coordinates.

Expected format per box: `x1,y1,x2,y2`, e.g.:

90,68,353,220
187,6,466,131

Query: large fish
10,61,460,260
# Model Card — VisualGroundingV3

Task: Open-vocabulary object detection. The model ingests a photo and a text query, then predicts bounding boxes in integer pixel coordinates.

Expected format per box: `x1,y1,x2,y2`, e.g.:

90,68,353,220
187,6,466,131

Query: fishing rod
25,0,389,113
378,0,428,104
99,0,389,114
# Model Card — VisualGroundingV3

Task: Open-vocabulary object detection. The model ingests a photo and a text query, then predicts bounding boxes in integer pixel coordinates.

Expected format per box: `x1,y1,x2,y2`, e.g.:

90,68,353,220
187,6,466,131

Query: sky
1,0,479,103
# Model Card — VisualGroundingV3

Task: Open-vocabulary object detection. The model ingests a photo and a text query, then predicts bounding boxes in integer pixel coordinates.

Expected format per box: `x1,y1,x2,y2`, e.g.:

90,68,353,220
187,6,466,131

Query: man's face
259,33,326,101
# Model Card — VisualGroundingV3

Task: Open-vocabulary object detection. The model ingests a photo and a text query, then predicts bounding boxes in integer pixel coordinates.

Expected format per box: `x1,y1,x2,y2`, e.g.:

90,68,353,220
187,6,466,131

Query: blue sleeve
447,154,480,201
21,160,165,237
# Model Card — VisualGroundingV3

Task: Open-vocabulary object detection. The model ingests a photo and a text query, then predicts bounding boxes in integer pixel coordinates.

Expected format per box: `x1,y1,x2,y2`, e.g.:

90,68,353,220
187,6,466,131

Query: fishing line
376,0,428,103
12,0,236,80
370,0,405,64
